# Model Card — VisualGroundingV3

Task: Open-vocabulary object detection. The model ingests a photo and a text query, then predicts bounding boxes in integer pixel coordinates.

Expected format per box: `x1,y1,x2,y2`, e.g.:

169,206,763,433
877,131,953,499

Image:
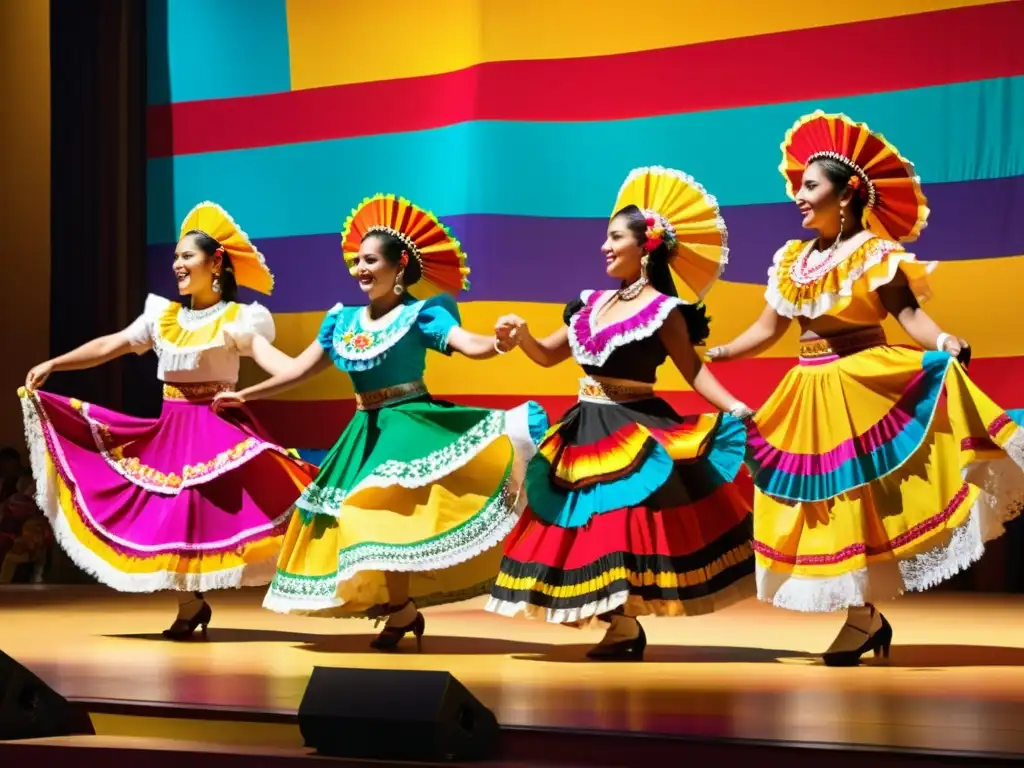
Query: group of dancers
20,111,1024,667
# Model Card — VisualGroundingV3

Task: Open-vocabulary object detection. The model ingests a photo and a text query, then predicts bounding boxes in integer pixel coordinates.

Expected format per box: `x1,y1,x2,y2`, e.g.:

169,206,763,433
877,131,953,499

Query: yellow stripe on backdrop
255,255,1024,401
285,0,1007,89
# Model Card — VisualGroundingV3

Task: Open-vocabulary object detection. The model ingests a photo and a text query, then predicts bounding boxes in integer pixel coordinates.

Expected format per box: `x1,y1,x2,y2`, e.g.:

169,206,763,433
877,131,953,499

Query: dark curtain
49,0,155,418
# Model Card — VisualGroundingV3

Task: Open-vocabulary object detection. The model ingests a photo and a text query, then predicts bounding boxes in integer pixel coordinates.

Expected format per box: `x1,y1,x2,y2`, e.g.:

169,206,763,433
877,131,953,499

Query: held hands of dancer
494,314,572,368
445,326,520,360
492,315,526,356
496,314,528,342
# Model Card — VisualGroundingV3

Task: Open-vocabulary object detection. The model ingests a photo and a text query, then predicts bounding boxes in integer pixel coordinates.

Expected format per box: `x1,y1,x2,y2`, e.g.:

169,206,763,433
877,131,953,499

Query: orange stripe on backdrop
285,0,1011,89
250,358,1024,449
249,255,1024,403
149,3,1024,158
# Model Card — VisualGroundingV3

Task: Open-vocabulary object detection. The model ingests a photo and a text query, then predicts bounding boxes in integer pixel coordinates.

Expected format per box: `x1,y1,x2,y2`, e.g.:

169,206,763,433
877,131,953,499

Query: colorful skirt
746,329,1024,612
262,382,549,617
486,377,756,624
19,383,316,592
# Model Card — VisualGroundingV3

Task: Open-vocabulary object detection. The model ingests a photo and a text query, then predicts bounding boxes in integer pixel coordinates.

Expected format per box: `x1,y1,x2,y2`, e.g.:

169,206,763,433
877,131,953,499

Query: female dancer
213,194,547,650
706,111,1024,666
21,202,316,638
485,166,757,661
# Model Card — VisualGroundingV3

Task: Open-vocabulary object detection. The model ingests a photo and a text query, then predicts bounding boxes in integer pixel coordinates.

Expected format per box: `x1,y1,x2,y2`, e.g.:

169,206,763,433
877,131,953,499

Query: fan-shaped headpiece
780,110,929,242
613,166,729,299
341,194,470,297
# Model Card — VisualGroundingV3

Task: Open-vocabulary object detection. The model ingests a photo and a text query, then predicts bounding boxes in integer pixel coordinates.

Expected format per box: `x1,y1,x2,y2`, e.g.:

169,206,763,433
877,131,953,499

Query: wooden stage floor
3,585,1024,760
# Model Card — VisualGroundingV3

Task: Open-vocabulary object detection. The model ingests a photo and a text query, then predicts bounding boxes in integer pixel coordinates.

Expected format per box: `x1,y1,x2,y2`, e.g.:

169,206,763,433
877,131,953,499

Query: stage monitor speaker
0,650,95,741
298,667,499,762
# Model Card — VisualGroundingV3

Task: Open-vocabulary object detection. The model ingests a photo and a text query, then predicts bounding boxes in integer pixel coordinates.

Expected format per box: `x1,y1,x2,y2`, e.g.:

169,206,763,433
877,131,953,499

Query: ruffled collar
328,296,425,371
178,300,229,326
146,297,242,372
766,234,905,319
153,299,240,350
568,289,683,366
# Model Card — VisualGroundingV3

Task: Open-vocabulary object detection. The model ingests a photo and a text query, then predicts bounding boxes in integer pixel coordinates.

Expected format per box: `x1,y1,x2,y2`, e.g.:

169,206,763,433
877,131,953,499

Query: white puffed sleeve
223,302,276,354
117,294,170,355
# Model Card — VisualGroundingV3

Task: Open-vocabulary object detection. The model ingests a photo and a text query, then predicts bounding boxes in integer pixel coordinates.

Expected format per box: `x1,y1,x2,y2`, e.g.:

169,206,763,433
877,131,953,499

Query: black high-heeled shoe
586,622,647,661
370,602,425,652
822,612,892,667
162,601,212,641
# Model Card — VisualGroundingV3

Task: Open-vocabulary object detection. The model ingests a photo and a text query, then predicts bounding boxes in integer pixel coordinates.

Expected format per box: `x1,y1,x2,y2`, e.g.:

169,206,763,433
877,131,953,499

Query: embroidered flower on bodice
330,301,422,368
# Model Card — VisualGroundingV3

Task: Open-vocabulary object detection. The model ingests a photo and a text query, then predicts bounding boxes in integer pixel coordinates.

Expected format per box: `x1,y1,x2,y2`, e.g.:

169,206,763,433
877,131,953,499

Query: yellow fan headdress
612,166,729,299
179,201,274,294
780,111,929,243
341,194,470,298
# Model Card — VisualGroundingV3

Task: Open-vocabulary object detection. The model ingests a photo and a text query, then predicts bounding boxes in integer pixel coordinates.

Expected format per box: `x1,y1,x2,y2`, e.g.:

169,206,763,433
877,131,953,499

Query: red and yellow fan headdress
613,166,729,300
780,111,929,243
341,194,470,298
179,201,275,294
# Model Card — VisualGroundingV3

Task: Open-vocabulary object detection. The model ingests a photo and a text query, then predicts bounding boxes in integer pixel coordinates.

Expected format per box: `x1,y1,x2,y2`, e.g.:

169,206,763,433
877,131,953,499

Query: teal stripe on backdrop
146,0,291,106
147,77,1024,243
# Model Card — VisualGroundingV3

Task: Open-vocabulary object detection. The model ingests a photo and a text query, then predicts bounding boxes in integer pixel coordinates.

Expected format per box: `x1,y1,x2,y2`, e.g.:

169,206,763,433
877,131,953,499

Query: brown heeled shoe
586,622,646,661
162,601,212,641
370,601,425,652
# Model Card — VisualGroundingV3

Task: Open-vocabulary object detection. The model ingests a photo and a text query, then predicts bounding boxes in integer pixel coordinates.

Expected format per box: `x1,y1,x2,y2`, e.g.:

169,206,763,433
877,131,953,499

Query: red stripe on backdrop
248,356,1024,449
147,3,1024,157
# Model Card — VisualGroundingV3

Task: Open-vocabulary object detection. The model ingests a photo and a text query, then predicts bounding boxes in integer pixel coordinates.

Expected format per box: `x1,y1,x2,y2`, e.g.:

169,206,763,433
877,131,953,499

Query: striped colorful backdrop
146,0,1024,453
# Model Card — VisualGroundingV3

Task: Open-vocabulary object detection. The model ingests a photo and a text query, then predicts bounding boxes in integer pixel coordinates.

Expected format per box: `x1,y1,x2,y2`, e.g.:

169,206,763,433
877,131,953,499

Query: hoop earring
393,268,405,296
212,274,222,294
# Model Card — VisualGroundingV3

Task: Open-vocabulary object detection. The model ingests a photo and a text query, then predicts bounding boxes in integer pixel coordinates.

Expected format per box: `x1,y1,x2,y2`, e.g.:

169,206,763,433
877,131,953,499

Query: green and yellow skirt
263,385,547,618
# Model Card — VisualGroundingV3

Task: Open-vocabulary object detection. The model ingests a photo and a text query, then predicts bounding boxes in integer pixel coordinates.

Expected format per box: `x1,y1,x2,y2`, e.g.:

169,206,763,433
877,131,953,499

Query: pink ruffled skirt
19,382,316,592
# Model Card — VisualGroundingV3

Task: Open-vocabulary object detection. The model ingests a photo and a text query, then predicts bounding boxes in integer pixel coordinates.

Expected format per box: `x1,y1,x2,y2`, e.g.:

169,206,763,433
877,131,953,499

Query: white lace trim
338,478,524,584
765,237,933,320
177,301,230,328
756,473,1014,613
347,405,539,496
330,300,423,364
150,340,213,372
300,402,542,516
262,473,527,615
20,394,290,583
962,427,1024,541
484,577,757,625
568,289,684,366
485,589,631,626
145,297,257,373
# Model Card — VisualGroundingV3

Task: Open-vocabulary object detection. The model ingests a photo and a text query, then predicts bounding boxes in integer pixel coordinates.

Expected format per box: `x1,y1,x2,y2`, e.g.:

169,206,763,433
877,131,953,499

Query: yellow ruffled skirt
746,338,1023,612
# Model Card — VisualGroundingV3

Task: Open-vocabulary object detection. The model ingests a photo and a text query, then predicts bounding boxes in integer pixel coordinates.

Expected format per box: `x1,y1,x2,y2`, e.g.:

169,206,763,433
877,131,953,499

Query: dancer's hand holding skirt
18,297,317,592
